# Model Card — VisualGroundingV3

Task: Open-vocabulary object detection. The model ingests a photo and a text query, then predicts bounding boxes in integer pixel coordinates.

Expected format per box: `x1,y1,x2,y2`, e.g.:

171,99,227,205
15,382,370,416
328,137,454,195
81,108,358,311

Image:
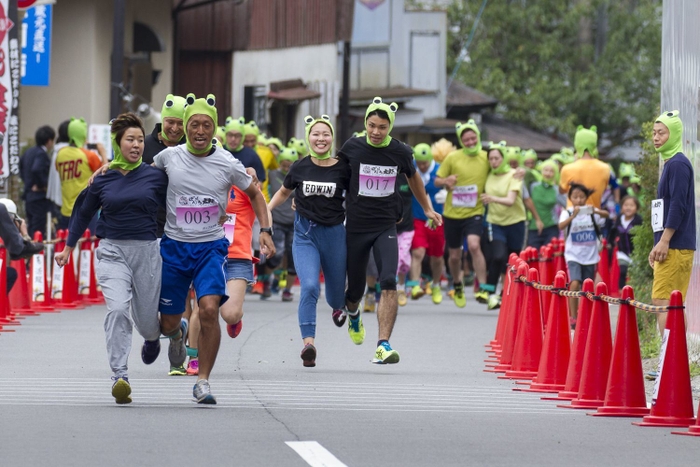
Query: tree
445,0,662,148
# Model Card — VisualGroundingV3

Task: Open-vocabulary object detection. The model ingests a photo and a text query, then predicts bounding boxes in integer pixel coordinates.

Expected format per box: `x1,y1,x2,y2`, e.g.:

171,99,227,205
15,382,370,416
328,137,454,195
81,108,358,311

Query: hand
218,215,229,226
18,218,28,237
245,167,260,187
535,219,544,235
259,231,276,257
291,198,297,211
54,249,71,267
480,194,492,205
444,175,458,190
88,163,110,186
425,210,443,227
513,167,526,180
648,240,670,267
571,206,580,217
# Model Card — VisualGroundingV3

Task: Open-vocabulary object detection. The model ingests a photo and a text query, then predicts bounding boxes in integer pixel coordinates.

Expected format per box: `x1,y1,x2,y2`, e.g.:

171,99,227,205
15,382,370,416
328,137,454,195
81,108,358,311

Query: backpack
565,209,603,251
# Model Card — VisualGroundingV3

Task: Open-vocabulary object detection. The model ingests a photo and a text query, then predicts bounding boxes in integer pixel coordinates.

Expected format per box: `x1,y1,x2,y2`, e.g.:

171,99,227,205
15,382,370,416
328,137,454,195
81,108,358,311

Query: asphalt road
1,290,698,466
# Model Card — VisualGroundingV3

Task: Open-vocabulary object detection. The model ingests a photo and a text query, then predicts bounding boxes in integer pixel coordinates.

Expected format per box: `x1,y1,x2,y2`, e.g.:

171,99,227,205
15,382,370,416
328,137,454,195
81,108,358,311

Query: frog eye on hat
372,97,382,105
321,115,331,122
304,115,314,125
206,94,216,106
165,99,174,108
186,94,195,105
388,103,398,113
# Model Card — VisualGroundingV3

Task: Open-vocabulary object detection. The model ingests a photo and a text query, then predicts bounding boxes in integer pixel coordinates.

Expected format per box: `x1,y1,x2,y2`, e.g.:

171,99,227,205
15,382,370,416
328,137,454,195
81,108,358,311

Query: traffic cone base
589,406,649,418
500,370,537,380
557,399,605,410
671,426,700,437
514,382,565,394
633,415,696,428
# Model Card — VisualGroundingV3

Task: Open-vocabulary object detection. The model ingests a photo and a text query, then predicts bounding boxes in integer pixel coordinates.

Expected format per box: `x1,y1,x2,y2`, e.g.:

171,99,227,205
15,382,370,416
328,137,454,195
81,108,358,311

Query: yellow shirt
255,144,279,202
55,147,102,217
436,149,490,219
484,170,526,225
559,158,611,208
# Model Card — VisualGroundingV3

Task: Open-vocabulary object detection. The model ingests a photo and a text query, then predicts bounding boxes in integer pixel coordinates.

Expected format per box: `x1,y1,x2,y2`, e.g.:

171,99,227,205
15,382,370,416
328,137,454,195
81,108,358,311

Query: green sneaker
373,342,400,364
111,377,132,404
411,284,425,300
348,315,365,345
453,287,466,308
431,285,443,304
168,365,187,376
487,293,501,310
474,289,489,304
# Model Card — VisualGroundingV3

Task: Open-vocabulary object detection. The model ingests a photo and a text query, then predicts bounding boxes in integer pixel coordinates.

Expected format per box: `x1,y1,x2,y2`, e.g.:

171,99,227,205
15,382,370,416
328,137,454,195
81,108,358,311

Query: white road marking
286,441,348,467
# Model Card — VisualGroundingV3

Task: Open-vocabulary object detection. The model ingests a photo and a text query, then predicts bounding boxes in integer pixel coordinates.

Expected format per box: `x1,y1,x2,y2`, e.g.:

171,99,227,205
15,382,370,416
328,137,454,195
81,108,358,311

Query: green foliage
446,0,662,147
628,120,659,342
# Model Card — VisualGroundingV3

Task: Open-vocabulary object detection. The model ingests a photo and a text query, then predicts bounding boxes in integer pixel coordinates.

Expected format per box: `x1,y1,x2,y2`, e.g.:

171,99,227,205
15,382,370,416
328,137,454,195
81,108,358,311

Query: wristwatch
260,227,273,236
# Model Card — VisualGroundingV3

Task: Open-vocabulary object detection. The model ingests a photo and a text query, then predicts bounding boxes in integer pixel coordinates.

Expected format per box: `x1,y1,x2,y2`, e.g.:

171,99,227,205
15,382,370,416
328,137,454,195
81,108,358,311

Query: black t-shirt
283,156,350,226
396,174,414,233
338,137,416,233
142,124,186,165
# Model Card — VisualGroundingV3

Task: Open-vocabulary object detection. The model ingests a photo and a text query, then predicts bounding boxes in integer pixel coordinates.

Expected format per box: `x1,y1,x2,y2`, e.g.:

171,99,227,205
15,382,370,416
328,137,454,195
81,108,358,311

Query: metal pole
339,40,352,145
110,0,127,119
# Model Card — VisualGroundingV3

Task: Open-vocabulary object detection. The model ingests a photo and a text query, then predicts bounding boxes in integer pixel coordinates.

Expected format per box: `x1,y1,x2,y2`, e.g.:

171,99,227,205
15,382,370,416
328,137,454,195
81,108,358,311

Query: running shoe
186,359,199,376
332,309,347,327
226,320,243,338
281,289,293,302
141,339,160,365
453,287,466,308
411,284,425,300
645,370,659,381
261,281,272,300
193,379,217,404
487,294,501,310
447,288,455,299
474,289,489,304
111,376,132,404
271,277,280,294
373,341,400,364
251,281,264,295
300,344,317,367
363,292,376,313
348,315,365,345
431,285,443,305
169,365,187,376
279,271,288,289
397,289,407,307
168,319,188,367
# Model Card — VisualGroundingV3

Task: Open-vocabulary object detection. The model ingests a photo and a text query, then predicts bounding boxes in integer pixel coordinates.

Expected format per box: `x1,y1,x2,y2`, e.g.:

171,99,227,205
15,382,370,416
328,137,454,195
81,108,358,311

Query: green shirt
485,170,526,226
528,181,558,230
436,149,490,219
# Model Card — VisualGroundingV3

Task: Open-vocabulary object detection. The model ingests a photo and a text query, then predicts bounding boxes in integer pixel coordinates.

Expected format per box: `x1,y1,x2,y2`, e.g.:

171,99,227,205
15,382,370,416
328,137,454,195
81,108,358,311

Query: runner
435,120,490,307
526,159,563,249
339,97,441,364
267,115,350,367
153,94,274,404
142,94,187,165
54,113,168,404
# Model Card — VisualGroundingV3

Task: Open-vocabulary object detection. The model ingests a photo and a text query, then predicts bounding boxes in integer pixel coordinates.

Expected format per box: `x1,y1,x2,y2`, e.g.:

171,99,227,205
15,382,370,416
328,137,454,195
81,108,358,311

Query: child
558,183,609,328
607,195,642,290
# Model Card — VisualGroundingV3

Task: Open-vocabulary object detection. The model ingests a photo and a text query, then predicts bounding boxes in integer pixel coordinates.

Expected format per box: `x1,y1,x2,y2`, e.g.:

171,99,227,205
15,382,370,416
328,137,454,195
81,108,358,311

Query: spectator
19,125,55,237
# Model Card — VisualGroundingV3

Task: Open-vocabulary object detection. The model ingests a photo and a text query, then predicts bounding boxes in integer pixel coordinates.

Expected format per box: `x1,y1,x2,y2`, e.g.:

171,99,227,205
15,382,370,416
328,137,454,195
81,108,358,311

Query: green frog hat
618,162,636,180
522,149,538,164
288,137,309,158
488,141,511,175
278,147,298,164
304,115,335,160
160,94,187,143
267,137,284,151
224,116,246,151
183,93,218,155
455,119,482,156
655,110,683,160
244,121,260,137
560,146,575,162
539,159,560,184
413,143,433,162
504,146,522,167
216,126,226,142
574,125,598,158
68,117,87,148
365,96,398,148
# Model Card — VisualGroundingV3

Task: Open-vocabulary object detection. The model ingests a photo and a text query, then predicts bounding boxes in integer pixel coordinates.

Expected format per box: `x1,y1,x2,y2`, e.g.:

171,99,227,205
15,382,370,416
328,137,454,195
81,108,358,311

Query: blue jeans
293,213,347,339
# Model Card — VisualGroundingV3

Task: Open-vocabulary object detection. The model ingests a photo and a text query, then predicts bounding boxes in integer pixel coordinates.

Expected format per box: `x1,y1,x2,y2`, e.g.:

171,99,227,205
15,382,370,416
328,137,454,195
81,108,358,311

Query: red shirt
225,185,255,260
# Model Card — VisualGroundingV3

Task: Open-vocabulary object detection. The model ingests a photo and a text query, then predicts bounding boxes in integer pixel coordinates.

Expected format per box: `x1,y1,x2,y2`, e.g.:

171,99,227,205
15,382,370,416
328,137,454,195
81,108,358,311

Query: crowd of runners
4,85,685,405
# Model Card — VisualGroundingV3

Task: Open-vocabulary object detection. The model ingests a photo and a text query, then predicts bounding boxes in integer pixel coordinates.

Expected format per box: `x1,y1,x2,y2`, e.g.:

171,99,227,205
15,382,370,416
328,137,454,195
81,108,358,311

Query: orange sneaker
186,359,199,376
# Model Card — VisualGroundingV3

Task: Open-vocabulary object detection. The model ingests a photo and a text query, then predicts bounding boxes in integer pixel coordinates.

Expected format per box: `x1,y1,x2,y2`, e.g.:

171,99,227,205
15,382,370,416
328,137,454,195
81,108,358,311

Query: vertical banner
0,0,19,195
21,4,52,86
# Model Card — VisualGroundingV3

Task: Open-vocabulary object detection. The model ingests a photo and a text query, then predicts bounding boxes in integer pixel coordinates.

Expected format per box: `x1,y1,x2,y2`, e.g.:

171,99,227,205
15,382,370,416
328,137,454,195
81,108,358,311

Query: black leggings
346,227,398,304
486,240,509,289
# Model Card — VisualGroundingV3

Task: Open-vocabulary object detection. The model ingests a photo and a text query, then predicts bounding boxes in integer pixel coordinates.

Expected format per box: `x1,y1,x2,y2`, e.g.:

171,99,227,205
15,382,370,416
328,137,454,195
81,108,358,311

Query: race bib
223,214,236,243
451,185,478,208
358,164,397,197
176,195,219,232
651,198,664,233
303,181,337,198
570,229,597,244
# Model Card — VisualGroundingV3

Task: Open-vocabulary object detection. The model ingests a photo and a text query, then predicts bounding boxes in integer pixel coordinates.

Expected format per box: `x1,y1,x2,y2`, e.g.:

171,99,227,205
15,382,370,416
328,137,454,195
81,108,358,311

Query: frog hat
160,94,187,143
539,159,560,184
244,121,260,138
304,115,335,160
413,143,433,162
574,125,599,158
522,149,538,165
183,93,218,155
288,137,309,158
655,110,683,161
504,146,522,167
455,119,482,156
224,116,246,151
68,117,87,148
488,141,511,174
278,147,298,166
365,96,398,148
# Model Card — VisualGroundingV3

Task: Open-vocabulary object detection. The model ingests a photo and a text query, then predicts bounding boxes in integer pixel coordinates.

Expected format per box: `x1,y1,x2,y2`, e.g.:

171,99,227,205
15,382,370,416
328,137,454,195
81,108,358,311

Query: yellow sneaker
453,288,466,308
373,342,400,364
487,293,502,310
411,285,425,300
431,285,443,304
111,377,132,404
348,315,365,345
363,293,376,313
474,289,489,304
397,290,407,306
447,288,455,299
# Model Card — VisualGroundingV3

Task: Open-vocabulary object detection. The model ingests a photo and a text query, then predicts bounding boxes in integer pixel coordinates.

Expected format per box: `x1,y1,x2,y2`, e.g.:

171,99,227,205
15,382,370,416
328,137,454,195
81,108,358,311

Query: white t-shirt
154,145,252,242
559,208,605,265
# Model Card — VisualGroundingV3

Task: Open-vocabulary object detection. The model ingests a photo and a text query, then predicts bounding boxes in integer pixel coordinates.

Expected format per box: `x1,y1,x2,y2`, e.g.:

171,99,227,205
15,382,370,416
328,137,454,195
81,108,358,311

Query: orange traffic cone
559,281,613,409
590,285,649,417
486,254,517,356
0,242,19,330
502,267,544,380
634,290,696,427
8,258,36,316
516,271,571,393
672,400,700,436
542,278,595,401
78,230,103,304
51,230,84,309
609,246,620,298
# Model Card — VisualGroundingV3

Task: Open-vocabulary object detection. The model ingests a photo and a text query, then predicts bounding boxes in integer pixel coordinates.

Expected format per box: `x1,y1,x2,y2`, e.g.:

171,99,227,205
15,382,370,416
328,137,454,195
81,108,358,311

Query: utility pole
110,0,126,119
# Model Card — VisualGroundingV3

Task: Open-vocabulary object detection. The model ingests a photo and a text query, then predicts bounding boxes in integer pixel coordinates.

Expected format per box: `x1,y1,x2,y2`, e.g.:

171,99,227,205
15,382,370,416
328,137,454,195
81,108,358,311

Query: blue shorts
226,258,254,285
159,236,229,314
567,261,596,283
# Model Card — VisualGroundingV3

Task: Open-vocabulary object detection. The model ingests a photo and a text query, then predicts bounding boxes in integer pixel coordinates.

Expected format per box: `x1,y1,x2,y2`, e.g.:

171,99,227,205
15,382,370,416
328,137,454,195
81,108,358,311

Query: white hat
0,198,17,215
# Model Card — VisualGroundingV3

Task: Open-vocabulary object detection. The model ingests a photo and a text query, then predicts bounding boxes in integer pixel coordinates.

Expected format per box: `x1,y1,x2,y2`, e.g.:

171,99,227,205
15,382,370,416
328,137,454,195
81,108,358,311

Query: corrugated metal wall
661,0,700,335
248,0,337,50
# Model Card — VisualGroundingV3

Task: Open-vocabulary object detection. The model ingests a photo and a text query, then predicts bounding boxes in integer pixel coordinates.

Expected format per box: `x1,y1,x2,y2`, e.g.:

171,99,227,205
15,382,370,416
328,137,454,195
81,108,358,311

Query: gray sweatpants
95,239,162,378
